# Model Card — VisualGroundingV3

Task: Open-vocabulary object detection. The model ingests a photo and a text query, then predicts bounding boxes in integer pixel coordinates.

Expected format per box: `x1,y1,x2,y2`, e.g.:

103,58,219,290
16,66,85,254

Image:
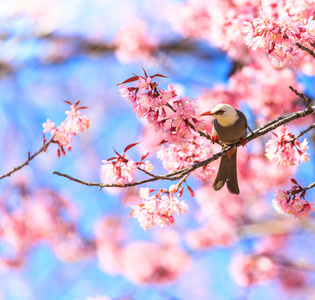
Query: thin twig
246,125,254,135
54,105,315,188
136,166,156,178
175,173,190,190
288,123,315,142
305,181,315,191
289,85,312,109
296,42,315,59
0,137,54,180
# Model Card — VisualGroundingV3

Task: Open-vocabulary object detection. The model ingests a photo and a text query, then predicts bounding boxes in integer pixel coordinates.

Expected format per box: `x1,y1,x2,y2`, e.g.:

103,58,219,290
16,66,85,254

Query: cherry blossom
229,59,303,121
185,217,236,250
114,19,156,63
272,189,315,220
229,253,279,287
101,158,138,186
157,135,215,181
242,11,315,66
121,242,190,284
168,1,211,40
278,266,307,292
43,99,90,157
0,186,91,267
130,188,188,230
94,216,190,284
266,125,309,166
139,160,153,173
101,143,152,186
118,72,205,146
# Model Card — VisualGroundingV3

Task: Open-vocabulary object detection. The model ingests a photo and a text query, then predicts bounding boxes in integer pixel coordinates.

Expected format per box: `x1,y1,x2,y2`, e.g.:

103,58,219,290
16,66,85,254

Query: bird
200,103,248,195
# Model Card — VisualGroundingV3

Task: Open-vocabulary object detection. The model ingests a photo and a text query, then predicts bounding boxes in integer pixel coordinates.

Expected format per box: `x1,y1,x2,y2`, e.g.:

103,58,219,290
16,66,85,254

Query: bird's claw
211,135,219,144
240,138,246,146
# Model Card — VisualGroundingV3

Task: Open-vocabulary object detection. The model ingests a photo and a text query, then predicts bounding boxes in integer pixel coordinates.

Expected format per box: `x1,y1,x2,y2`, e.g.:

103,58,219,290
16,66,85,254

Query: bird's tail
212,149,240,195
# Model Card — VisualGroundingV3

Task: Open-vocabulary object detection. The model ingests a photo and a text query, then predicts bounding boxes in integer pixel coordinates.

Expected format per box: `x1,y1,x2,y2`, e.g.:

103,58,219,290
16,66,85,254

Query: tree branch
53,105,315,188
0,137,54,180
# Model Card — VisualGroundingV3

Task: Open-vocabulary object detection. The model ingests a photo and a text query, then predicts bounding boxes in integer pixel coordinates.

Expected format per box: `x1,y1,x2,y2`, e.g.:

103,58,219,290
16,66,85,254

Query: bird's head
200,103,239,127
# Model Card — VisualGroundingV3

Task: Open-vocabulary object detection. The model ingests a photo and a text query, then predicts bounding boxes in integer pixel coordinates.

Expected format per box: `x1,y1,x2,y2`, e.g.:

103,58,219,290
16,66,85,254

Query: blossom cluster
119,72,205,146
265,125,309,166
168,0,315,74
272,188,315,220
43,99,90,157
157,135,215,181
102,158,138,186
101,146,153,186
130,187,188,230
95,217,190,284
230,235,308,289
0,186,92,269
114,19,156,63
230,253,279,287
228,59,303,121
242,11,315,66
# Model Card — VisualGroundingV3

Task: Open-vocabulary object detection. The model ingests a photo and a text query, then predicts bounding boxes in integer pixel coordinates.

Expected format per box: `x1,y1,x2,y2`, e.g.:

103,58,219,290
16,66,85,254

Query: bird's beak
200,111,214,117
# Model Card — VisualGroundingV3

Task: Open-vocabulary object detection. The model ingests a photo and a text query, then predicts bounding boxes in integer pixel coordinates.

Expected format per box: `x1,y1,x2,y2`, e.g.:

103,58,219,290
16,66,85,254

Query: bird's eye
216,110,224,115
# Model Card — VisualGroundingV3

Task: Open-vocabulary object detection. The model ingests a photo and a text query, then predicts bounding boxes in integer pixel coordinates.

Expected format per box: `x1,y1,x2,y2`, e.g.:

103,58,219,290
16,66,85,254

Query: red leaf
77,106,89,110
124,141,141,153
133,73,145,80
155,139,168,147
106,157,117,161
112,147,123,158
63,100,73,106
152,73,169,79
291,178,298,184
142,66,148,78
117,76,140,86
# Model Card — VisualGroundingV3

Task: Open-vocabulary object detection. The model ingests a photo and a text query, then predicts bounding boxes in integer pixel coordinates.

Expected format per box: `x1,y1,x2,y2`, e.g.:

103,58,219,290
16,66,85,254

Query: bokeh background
1,0,315,299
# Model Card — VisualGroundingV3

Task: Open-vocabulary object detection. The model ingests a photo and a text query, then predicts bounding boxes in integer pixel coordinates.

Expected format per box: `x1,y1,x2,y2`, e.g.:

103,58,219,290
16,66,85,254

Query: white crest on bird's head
210,103,239,127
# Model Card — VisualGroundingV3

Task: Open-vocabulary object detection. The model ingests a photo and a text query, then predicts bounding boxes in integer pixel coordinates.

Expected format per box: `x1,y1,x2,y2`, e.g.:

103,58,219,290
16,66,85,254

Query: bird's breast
212,118,247,145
